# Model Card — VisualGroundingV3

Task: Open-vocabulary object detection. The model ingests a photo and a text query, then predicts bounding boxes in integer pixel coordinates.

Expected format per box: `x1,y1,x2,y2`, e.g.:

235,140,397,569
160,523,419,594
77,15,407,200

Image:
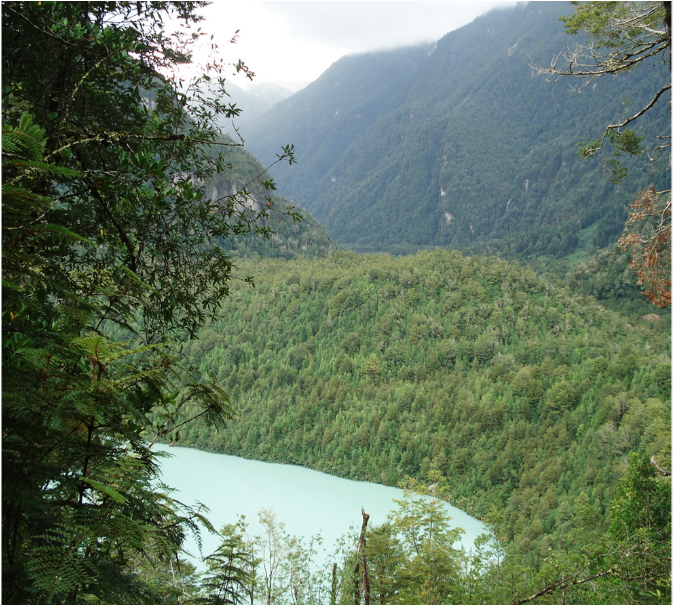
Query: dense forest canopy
177,251,670,543
1,1,671,605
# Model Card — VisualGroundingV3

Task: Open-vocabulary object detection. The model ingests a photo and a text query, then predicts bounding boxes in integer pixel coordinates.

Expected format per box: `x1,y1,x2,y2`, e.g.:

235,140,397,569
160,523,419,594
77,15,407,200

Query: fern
2,112,46,160
3,4,253,600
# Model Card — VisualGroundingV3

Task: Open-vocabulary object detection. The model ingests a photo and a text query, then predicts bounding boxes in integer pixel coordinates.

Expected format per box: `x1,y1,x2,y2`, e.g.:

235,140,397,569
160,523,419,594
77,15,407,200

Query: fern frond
81,476,129,504
2,112,47,160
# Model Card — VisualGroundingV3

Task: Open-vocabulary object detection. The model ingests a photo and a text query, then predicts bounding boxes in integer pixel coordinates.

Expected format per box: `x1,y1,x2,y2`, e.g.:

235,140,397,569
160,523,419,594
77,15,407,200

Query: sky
187,1,517,89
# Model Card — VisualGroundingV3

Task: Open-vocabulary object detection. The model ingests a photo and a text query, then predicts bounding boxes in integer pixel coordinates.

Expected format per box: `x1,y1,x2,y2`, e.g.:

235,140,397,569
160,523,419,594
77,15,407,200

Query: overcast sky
188,2,517,88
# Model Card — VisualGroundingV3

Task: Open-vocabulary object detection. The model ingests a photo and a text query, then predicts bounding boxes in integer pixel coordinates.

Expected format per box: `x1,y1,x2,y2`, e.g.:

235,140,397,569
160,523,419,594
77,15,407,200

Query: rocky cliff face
195,137,336,259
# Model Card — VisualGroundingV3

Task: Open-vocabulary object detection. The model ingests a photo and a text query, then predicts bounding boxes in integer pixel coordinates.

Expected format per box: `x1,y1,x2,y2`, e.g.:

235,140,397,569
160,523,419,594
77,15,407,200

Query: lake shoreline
153,442,489,567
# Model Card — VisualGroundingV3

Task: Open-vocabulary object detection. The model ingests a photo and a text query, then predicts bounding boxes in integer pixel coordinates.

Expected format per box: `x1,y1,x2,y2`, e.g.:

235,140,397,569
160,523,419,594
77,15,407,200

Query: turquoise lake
154,444,488,565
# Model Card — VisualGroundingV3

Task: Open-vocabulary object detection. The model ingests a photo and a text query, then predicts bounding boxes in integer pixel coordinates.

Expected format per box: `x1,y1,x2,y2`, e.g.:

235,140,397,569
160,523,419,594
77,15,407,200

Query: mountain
241,2,670,257
238,43,435,215
248,81,304,105
216,80,299,135
210,134,336,259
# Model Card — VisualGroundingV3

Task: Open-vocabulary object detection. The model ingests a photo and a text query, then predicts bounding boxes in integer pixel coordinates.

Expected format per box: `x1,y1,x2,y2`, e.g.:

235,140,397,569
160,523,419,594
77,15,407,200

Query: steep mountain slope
240,44,435,208
243,2,670,257
210,134,336,259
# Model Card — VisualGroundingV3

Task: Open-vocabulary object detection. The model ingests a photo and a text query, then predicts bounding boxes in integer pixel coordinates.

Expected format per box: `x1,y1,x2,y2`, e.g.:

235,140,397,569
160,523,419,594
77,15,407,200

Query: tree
2,3,295,603
217,511,326,605
504,454,671,605
200,522,256,605
2,1,296,343
386,474,465,604
363,354,382,380
537,1,671,307
363,523,406,605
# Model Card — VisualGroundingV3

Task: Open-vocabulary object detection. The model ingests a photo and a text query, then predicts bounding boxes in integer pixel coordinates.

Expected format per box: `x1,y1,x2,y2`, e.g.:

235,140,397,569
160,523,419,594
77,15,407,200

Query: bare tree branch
651,456,672,476
608,84,671,130
353,509,370,605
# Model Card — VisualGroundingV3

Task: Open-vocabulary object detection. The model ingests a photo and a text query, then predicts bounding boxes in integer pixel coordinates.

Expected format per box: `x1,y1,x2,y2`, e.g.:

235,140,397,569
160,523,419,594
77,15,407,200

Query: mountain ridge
241,1,670,258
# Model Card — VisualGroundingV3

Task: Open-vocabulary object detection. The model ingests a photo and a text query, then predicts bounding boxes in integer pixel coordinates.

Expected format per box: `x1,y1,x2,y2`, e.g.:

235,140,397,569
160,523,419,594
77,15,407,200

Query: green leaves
1,3,281,602
80,476,129,505
2,112,46,159
3,2,303,344
609,453,671,543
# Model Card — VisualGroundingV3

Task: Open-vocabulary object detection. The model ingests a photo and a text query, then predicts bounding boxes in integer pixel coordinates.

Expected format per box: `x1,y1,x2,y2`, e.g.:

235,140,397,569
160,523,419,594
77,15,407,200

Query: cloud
198,1,516,85
259,2,510,50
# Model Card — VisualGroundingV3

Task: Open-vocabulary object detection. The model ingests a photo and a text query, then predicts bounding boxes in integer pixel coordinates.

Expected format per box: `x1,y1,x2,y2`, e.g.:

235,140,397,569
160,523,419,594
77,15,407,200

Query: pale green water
154,444,488,564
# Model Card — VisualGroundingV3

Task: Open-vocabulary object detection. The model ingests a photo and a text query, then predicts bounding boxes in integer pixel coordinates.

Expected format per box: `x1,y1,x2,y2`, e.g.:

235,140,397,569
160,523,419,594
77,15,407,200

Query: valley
169,2,672,601
3,1,670,604
242,2,670,259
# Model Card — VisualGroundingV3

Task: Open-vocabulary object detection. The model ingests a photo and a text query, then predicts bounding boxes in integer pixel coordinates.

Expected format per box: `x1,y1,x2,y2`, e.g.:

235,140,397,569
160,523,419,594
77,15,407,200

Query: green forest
2,2,671,605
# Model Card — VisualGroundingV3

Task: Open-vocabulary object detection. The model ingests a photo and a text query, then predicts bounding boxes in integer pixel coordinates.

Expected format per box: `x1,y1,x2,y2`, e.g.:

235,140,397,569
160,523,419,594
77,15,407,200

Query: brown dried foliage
618,186,671,308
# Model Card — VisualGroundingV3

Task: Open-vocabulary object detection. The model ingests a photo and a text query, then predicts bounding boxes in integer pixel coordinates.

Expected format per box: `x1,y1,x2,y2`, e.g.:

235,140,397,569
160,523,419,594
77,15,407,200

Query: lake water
154,444,488,565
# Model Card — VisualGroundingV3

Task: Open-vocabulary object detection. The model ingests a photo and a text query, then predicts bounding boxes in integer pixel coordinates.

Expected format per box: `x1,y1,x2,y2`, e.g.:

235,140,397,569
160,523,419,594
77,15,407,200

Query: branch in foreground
514,566,672,605
651,456,672,476
353,509,370,605
606,84,672,132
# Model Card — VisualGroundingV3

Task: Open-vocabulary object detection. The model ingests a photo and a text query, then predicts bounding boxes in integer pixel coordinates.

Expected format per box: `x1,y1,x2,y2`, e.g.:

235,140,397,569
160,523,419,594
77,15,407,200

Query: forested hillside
3,1,670,604
243,2,670,257
176,250,670,567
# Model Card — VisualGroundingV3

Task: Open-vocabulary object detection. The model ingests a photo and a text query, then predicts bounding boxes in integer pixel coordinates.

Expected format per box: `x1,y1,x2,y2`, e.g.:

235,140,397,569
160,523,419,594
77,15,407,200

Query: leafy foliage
2,1,298,343
1,3,302,603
